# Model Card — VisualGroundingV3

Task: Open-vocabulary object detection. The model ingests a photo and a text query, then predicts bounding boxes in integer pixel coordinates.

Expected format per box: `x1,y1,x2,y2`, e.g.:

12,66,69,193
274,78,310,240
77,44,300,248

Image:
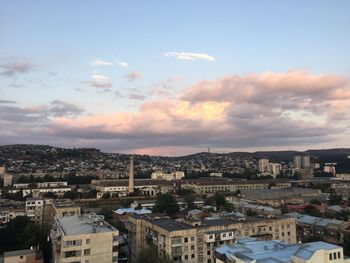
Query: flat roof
57,214,117,235
4,249,36,257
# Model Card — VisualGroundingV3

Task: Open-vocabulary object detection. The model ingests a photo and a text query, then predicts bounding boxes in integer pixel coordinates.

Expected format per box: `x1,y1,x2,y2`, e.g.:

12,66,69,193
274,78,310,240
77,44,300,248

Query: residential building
0,206,25,225
2,249,43,263
51,214,119,263
2,174,13,187
25,198,45,225
258,159,269,173
126,214,296,263
269,163,282,177
294,156,302,169
287,212,348,245
215,238,348,263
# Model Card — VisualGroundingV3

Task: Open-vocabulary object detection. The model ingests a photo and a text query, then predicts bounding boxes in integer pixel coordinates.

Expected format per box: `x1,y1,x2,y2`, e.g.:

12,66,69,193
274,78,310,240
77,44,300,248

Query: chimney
128,156,134,194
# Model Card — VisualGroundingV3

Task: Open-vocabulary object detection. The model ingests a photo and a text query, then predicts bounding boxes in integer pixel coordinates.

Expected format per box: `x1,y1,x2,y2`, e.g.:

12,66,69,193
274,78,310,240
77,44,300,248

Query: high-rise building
51,214,119,263
302,155,311,168
258,159,270,173
293,156,302,169
128,156,134,194
269,163,282,177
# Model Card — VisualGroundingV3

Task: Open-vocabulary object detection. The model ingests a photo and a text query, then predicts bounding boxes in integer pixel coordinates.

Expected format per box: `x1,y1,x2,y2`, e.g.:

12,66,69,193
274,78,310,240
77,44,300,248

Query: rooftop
215,238,342,263
4,249,38,257
57,214,118,235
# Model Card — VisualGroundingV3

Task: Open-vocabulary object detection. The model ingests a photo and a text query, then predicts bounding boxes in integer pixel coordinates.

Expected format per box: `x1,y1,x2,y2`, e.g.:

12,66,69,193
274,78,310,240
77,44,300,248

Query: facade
294,155,302,169
51,214,119,263
25,198,45,225
126,214,296,263
151,171,185,181
9,186,72,198
2,249,43,263
182,179,291,195
258,159,269,173
2,174,13,187
0,206,25,225
215,238,348,263
269,163,282,177
287,212,348,245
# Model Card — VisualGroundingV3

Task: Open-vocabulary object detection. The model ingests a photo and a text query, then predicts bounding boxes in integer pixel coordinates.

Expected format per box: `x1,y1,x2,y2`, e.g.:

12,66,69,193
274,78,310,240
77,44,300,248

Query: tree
328,192,342,206
214,192,226,210
43,192,58,198
183,194,196,209
63,190,81,200
137,247,172,263
224,203,234,212
304,205,321,217
153,193,179,217
310,199,322,206
102,192,111,199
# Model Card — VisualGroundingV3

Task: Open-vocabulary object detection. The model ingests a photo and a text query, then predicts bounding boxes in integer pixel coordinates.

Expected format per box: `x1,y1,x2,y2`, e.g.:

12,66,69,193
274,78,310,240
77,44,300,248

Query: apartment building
287,212,348,245
126,214,296,263
215,238,348,263
25,198,45,225
51,214,119,263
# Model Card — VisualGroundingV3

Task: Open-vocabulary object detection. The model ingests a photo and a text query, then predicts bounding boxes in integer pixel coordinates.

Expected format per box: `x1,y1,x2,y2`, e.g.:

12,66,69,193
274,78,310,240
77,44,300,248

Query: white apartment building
51,214,119,263
25,198,45,225
258,159,269,173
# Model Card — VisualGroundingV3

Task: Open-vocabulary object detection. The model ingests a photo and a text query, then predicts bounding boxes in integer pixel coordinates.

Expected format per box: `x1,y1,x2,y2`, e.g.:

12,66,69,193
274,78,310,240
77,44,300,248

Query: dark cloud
128,94,146,100
49,100,84,117
0,63,34,76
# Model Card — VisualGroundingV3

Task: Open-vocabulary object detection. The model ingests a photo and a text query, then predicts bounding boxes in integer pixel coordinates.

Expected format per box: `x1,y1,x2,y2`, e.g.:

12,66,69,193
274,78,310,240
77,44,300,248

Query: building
269,163,282,177
182,179,291,195
51,214,119,263
2,249,43,263
287,212,348,245
324,163,337,176
294,156,302,169
2,174,13,187
0,206,25,225
303,155,311,168
128,156,134,194
25,198,45,225
258,159,269,173
151,171,185,180
126,214,296,263
215,238,348,263
52,199,81,218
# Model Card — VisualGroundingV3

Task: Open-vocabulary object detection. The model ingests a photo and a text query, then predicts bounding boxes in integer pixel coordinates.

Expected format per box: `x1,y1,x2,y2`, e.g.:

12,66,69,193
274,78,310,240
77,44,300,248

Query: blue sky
0,1,349,155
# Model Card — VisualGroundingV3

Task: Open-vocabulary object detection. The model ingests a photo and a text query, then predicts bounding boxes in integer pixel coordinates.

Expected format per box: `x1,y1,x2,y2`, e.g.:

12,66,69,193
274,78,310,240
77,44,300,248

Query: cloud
114,59,128,68
128,94,146,100
91,60,113,66
1,71,349,155
0,100,16,104
85,74,113,89
125,71,142,82
164,52,215,61
0,63,34,76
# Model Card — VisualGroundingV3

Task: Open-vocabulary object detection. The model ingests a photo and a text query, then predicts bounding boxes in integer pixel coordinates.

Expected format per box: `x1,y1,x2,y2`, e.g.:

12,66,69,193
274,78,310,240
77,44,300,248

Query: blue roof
215,238,342,263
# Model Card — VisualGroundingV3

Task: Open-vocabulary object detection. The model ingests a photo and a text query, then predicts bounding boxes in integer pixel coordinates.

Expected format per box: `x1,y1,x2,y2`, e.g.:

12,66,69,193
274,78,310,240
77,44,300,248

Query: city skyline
1,1,350,156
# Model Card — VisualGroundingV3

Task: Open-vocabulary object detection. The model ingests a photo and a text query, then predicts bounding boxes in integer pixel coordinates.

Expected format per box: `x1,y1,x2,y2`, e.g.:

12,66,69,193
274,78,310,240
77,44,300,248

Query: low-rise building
51,214,119,263
126,214,296,263
2,249,43,263
151,171,185,180
287,212,348,245
215,238,348,263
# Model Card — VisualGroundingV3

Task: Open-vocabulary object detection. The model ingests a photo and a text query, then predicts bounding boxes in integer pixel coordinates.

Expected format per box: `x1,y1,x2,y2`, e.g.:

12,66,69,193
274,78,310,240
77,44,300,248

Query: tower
128,156,134,194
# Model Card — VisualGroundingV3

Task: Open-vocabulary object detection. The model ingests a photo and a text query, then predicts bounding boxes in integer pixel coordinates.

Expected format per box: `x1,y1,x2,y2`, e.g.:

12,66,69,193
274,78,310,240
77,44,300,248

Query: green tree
183,194,196,209
328,192,343,206
153,193,179,217
214,192,226,210
137,246,172,263
224,203,234,212
17,223,41,249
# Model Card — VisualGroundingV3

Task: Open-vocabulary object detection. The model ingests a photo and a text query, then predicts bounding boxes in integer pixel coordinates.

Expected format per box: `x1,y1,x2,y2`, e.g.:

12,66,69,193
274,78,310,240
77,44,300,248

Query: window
209,235,213,239
338,252,341,258
191,245,195,250
334,252,337,259
64,251,77,258
185,255,188,260
329,253,333,260
191,254,195,259
86,239,90,244
207,251,211,255
229,232,232,236
84,249,90,256
223,233,226,237
191,237,195,242
288,232,290,236
184,237,188,243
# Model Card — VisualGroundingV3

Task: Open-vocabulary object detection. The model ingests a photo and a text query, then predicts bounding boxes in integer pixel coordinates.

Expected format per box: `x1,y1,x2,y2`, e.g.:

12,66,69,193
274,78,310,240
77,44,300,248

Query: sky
0,0,350,156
